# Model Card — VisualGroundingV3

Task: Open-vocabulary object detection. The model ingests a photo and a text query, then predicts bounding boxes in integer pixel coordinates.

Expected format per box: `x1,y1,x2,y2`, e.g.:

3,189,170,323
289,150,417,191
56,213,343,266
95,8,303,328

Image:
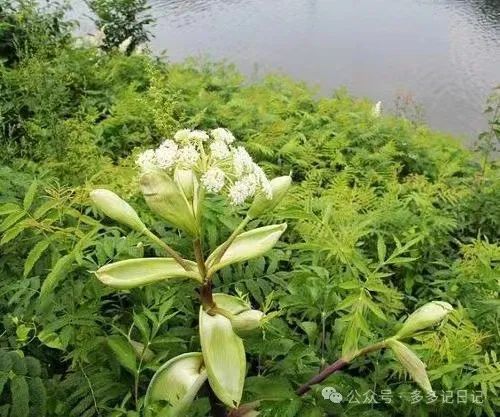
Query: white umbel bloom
233,147,254,176
173,129,192,144
210,140,231,160
189,130,209,142
202,167,225,193
229,175,258,205
211,128,235,144
136,149,157,171
155,139,178,169
253,165,273,199
177,145,200,168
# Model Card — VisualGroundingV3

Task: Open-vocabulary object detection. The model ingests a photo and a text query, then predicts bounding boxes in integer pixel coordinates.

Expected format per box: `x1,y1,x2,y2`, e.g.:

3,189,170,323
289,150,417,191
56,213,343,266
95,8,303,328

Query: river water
72,0,500,143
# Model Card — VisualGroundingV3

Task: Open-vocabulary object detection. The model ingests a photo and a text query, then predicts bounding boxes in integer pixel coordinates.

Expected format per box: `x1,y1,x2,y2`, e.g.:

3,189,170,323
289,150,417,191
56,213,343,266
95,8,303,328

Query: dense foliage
0,2,498,417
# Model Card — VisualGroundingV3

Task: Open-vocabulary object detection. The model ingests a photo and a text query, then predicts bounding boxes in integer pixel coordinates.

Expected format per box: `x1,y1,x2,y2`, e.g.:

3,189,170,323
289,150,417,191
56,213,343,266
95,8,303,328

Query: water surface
74,0,500,143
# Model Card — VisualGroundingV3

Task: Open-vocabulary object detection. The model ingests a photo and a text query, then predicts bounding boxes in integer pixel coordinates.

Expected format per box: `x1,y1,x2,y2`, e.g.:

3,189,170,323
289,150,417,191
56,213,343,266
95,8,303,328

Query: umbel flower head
136,128,273,206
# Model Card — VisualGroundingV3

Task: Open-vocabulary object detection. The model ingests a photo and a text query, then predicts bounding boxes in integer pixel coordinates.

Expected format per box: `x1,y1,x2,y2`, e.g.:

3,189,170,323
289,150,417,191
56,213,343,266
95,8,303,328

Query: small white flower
189,130,209,142
232,146,254,176
177,145,200,168
136,149,157,171
211,128,235,144
202,167,225,193
229,175,258,205
210,140,231,160
155,139,178,169
372,101,382,117
253,164,273,199
173,129,192,144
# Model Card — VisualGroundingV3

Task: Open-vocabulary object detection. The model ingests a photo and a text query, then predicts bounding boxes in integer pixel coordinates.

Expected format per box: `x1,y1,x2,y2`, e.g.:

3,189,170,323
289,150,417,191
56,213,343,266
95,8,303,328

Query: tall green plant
90,128,453,416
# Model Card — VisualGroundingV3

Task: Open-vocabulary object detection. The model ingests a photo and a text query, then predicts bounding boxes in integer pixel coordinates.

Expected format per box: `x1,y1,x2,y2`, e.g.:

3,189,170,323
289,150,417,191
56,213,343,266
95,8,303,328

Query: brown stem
200,280,215,311
295,358,349,396
194,238,207,277
295,340,388,396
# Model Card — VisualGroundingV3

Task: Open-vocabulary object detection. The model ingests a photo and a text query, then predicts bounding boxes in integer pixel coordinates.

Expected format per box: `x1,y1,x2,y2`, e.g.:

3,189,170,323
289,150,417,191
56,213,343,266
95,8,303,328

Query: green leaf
24,240,51,278
23,180,38,210
0,210,25,232
40,253,75,298
108,335,137,375
0,202,21,216
95,258,201,289
0,221,28,245
377,235,386,263
206,224,287,275
199,308,246,408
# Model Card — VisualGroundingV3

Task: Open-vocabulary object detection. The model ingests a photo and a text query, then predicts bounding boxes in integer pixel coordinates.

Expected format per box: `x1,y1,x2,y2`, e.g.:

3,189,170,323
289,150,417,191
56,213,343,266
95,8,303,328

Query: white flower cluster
136,128,272,205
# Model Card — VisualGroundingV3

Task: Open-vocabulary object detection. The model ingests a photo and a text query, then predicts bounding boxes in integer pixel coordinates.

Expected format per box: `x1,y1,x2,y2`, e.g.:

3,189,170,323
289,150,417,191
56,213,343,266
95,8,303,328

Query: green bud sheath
387,339,433,393
140,171,199,236
248,175,291,219
213,293,251,315
145,352,207,417
206,224,287,275
230,310,265,333
199,307,246,408
95,258,201,289
90,189,146,232
396,301,453,339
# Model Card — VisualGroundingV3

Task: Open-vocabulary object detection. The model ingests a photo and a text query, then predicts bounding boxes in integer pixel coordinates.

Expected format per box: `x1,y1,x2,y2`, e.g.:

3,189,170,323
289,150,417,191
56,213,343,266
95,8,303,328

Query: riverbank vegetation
0,1,499,417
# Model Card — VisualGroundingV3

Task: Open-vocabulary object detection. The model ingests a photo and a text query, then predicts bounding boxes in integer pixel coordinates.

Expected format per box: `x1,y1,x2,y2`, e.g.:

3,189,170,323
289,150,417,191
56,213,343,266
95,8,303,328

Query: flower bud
387,339,433,393
90,189,146,232
145,352,207,417
230,309,265,333
95,258,201,289
248,175,291,219
174,169,198,201
140,171,199,236
206,223,287,275
396,301,453,339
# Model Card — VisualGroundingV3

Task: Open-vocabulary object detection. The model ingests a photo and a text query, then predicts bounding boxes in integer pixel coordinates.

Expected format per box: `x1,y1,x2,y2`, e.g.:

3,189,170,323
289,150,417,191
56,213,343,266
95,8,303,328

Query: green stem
142,229,191,271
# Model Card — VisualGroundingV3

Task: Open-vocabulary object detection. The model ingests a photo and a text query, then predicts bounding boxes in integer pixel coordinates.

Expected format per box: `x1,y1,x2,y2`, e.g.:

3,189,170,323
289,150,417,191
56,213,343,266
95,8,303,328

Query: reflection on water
74,0,500,142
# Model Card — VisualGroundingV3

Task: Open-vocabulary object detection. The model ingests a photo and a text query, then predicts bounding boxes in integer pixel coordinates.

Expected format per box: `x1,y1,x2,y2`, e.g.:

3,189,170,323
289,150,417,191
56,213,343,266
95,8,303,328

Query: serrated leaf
0,210,25,232
40,253,75,298
24,240,51,277
0,221,28,245
0,202,20,216
199,308,246,408
23,181,38,210
377,235,386,263
95,258,201,289
108,335,137,375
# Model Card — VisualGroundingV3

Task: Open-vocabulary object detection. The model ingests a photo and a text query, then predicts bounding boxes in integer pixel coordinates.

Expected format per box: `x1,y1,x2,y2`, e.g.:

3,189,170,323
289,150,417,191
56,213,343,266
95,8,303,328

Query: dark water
73,0,500,143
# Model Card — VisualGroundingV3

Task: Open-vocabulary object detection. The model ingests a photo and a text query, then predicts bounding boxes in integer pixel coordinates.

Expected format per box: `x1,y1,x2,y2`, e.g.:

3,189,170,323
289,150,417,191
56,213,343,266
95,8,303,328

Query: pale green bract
95,258,201,289
199,308,246,408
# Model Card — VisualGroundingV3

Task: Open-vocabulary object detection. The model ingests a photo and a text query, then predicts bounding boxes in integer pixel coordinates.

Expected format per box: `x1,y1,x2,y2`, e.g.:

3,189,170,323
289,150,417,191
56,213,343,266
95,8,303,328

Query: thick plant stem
142,229,191,271
295,340,388,396
194,239,215,310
